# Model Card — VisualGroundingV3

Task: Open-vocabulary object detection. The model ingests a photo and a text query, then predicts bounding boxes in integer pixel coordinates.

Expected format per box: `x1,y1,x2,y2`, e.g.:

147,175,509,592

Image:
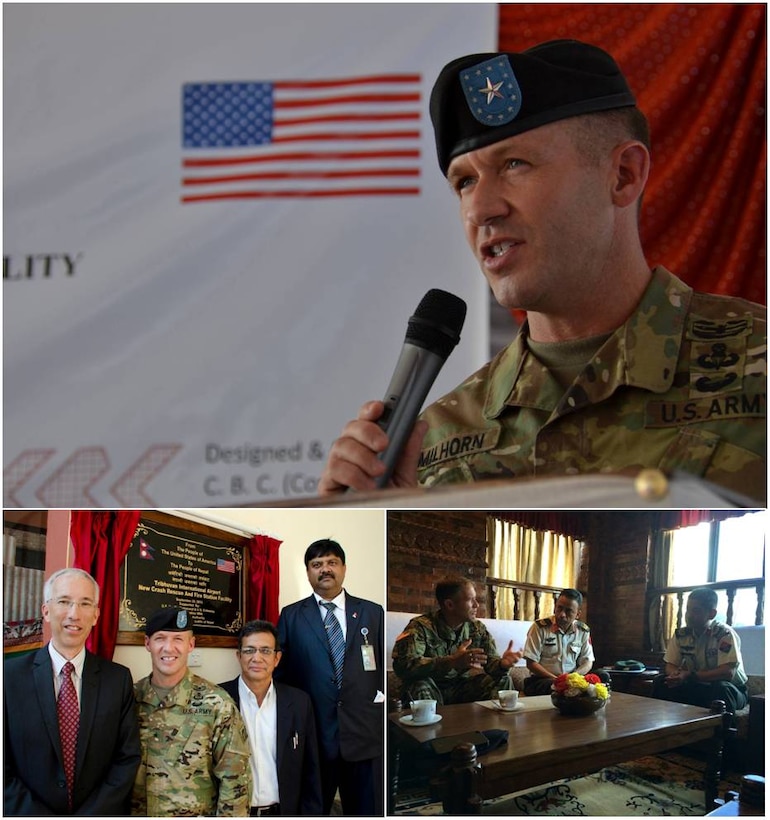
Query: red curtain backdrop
499,4,766,305
70,510,141,660
245,534,282,625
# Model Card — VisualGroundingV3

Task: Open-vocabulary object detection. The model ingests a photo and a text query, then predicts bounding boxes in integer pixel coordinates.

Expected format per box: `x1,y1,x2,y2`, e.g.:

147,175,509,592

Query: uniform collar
435,610,472,640
484,266,692,419
549,616,577,635
136,667,194,706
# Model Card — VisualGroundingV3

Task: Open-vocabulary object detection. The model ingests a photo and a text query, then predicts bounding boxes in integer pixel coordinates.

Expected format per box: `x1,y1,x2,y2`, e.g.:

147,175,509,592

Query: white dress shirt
314,589,347,639
238,676,280,807
48,644,86,707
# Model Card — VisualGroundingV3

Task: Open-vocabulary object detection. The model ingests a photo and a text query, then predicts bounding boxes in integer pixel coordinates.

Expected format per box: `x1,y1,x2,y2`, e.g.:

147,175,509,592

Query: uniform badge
176,609,188,629
719,640,732,653
460,56,522,126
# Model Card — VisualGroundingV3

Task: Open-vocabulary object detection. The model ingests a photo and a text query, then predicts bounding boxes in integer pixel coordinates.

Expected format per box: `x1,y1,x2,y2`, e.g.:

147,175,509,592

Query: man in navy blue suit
220,620,322,816
276,539,384,816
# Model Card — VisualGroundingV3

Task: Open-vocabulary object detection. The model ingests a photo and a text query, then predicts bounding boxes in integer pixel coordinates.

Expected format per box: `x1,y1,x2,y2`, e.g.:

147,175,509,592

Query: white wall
114,508,386,683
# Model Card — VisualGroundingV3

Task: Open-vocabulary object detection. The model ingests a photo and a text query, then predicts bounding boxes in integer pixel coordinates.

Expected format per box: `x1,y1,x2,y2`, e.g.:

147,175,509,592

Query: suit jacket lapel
32,646,64,766
274,684,291,771
299,595,328,650
345,593,362,652
77,652,99,773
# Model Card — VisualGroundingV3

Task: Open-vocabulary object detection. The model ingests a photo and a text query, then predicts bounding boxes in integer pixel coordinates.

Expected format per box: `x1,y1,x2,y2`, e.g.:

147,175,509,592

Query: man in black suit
4,567,140,815
220,620,322,816
276,539,384,816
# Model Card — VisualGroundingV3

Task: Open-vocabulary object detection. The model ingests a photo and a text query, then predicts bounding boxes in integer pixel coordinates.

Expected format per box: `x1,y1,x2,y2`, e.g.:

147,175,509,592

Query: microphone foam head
406,289,467,359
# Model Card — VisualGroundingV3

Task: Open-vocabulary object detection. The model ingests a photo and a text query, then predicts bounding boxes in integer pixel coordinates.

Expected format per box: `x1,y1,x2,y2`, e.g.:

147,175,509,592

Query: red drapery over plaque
70,510,141,660
498,4,766,305
245,534,282,625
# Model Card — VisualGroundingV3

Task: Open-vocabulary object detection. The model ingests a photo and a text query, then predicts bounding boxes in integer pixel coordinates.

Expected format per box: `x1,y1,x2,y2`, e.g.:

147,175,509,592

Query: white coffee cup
410,698,437,722
498,689,519,710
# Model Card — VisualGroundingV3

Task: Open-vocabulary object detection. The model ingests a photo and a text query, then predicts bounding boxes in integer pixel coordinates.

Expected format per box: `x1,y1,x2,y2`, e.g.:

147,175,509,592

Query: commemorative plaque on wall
118,511,246,646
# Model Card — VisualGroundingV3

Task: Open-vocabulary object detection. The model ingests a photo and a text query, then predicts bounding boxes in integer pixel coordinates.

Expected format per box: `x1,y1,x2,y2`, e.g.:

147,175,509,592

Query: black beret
430,39,637,175
145,607,193,636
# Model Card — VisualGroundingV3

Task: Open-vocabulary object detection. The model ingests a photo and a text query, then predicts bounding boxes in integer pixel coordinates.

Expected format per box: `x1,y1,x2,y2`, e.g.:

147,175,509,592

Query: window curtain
245,534,281,625
488,518,581,620
498,4,766,305
70,510,141,660
648,527,677,651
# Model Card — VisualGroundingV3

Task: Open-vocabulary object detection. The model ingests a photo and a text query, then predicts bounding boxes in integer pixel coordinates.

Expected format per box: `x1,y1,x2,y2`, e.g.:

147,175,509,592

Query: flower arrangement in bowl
551,672,610,716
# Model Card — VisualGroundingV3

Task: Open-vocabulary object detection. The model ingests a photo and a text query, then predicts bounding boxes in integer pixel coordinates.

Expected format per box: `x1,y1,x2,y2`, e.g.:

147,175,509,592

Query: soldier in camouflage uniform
392,578,522,705
416,265,765,501
522,588,599,696
652,587,748,714
131,607,252,816
317,40,766,505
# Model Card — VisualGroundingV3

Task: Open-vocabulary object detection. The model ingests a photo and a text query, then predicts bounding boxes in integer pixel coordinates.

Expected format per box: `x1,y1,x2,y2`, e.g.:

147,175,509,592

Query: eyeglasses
51,598,96,612
239,647,280,656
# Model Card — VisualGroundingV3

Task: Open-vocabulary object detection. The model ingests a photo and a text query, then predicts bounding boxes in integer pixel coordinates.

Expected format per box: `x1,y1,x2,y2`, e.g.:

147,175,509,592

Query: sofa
387,614,764,722
386,611,534,702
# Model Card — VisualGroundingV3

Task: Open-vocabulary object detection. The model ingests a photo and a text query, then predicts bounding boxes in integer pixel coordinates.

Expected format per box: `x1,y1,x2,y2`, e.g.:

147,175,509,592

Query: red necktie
57,661,79,808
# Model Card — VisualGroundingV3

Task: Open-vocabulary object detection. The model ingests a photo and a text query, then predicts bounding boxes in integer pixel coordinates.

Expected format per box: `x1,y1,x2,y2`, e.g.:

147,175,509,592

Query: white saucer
492,700,524,713
399,714,442,727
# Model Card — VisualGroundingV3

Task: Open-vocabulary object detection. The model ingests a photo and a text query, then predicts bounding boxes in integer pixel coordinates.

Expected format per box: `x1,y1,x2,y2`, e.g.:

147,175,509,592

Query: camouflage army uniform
132,670,252,816
392,611,513,705
522,616,594,695
418,267,766,503
653,621,748,712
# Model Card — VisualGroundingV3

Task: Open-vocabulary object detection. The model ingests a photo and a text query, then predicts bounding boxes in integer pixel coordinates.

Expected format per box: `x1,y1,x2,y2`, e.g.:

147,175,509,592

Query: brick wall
387,511,490,616
585,510,662,667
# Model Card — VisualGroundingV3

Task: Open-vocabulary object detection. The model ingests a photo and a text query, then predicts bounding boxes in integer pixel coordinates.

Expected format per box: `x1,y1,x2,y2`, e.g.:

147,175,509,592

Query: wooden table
388,692,728,814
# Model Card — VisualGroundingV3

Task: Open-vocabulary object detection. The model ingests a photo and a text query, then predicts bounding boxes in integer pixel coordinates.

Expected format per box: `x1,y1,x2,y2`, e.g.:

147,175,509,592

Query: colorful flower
551,672,609,700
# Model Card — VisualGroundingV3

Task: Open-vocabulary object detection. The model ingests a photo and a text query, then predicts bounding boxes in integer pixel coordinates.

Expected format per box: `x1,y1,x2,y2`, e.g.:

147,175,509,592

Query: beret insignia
461,56,522,126
177,609,188,629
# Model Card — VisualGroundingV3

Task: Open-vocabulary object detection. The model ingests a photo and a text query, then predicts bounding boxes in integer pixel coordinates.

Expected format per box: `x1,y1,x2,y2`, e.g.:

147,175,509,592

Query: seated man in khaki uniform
522,588,602,695
652,587,748,714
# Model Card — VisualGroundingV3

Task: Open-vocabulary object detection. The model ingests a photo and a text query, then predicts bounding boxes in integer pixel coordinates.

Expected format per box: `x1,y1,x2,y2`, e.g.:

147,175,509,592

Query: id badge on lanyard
360,627,376,671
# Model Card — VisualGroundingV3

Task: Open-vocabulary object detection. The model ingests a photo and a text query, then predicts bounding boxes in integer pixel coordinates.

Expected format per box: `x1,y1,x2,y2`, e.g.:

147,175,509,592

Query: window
3,511,47,654
487,517,583,621
668,511,765,627
647,511,765,650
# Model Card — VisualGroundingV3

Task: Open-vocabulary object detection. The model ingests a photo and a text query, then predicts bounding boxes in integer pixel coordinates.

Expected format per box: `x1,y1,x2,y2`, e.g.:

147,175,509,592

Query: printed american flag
216,557,236,573
181,74,422,203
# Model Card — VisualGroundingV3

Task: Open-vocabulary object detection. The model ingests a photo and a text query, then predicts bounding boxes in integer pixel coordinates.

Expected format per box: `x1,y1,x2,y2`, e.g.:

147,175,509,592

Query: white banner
3,3,497,506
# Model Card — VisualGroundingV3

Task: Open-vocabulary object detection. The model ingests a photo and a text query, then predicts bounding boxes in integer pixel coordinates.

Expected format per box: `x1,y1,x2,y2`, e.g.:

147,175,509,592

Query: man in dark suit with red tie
4,567,140,815
220,620,323,816
276,539,384,815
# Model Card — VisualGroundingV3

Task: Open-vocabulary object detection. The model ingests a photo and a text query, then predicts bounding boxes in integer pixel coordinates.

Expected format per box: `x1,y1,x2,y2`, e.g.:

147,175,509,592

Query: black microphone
374,289,467,488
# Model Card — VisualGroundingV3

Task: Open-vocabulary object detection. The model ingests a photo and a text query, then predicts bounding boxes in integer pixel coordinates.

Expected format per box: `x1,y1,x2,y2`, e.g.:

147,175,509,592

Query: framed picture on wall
118,510,247,647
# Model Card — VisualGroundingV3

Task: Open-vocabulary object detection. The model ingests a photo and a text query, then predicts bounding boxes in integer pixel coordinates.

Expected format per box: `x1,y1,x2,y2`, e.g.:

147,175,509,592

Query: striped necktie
57,661,79,808
322,601,345,688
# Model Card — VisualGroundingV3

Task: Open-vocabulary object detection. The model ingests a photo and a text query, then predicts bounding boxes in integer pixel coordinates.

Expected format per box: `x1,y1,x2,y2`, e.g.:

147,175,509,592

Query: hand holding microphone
318,289,466,495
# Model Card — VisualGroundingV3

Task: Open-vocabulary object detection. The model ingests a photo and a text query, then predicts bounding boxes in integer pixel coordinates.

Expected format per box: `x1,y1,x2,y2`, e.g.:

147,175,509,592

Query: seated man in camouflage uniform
522,588,601,695
652,587,748,714
392,578,523,705
131,607,252,817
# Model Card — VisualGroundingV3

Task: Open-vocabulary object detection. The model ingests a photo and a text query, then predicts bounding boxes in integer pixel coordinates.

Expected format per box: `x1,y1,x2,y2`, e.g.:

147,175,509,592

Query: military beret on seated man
319,39,766,505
